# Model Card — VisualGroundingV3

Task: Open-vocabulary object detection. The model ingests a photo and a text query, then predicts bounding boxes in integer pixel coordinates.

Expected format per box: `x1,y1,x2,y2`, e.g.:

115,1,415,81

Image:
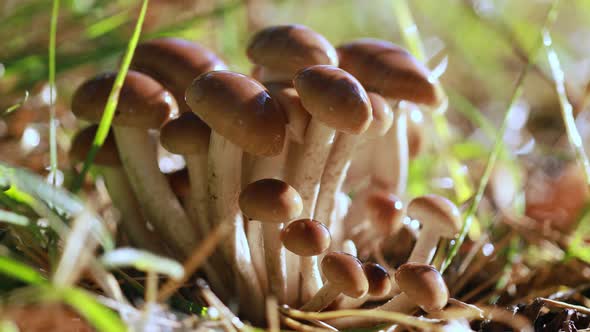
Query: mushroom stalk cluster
69,27,463,327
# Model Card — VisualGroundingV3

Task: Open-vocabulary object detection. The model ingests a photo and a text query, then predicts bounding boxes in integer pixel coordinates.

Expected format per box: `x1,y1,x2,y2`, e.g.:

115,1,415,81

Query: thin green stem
544,31,590,185
48,0,60,186
392,0,473,203
441,0,562,273
71,0,150,192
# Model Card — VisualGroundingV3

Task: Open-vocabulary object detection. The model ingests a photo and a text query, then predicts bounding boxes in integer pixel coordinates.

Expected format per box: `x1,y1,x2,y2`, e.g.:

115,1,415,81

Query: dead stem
157,223,230,301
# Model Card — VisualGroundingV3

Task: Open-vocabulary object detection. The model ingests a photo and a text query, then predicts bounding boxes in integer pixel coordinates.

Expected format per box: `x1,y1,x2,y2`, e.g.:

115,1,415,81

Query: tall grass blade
101,248,184,280
48,0,60,186
0,256,46,285
0,209,29,226
60,287,127,332
72,0,150,192
441,0,562,273
544,31,590,185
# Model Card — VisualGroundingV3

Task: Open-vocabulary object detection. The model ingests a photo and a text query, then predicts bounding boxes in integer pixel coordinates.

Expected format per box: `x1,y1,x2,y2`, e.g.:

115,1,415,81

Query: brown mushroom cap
337,39,437,105
395,263,449,312
185,71,287,156
69,125,120,167
365,92,394,137
265,82,310,144
366,191,404,236
160,112,210,155
293,65,372,134
167,168,190,201
72,71,178,129
131,38,227,113
239,178,303,223
281,219,331,256
363,262,392,297
407,194,462,237
321,252,369,298
247,25,338,77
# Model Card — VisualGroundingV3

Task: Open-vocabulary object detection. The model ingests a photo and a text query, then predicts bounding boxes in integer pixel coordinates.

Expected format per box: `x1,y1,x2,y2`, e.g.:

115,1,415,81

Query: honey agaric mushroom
247,26,337,304
70,125,166,255
281,219,331,257
300,252,368,312
315,92,390,233
355,191,405,257
71,71,198,259
160,112,210,233
407,194,462,264
291,64,372,301
186,70,286,319
240,179,303,302
131,37,227,113
247,24,338,82
392,263,449,312
336,262,391,309
166,168,190,205
337,39,438,195
331,263,448,328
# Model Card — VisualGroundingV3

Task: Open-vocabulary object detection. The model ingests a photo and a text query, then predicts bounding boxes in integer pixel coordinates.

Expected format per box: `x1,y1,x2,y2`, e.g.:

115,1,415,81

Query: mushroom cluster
69,26,461,326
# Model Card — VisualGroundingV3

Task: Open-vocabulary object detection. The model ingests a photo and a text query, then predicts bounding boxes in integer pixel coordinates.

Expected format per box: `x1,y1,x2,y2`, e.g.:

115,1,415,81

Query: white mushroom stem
208,132,264,318
372,106,408,195
113,127,197,258
299,282,341,312
286,119,335,302
315,133,357,229
100,166,167,255
407,225,441,264
246,149,289,301
184,154,210,234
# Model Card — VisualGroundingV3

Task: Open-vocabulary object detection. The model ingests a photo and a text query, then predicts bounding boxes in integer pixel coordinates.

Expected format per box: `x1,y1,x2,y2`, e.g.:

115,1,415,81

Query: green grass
441,0,563,273
71,0,150,193
48,0,60,187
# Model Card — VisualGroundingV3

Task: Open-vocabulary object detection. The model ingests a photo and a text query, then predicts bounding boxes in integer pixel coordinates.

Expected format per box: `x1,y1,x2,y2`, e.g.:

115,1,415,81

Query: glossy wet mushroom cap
293,65,372,134
321,252,369,298
131,38,227,113
363,262,391,297
72,71,178,129
395,263,449,312
281,219,331,256
407,194,462,237
247,25,338,78
185,71,287,156
364,92,394,137
239,178,303,223
69,125,120,166
160,112,210,155
337,39,437,105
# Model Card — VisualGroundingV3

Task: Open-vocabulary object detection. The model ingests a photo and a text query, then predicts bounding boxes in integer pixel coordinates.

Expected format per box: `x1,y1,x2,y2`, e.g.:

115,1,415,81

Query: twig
157,223,230,301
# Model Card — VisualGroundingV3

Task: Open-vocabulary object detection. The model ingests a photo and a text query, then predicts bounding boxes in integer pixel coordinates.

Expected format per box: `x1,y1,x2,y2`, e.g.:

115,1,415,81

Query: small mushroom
407,194,462,264
331,263,448,328
315,92,391,235
300,252,368,312
160,112,210,234
281,218,331,257
291,64,372,301
337,39,438,195
336,262,391,309
247,24,338,82
70,125,166,255
71,71,197,259
186,70,286,319
240,179,303,302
